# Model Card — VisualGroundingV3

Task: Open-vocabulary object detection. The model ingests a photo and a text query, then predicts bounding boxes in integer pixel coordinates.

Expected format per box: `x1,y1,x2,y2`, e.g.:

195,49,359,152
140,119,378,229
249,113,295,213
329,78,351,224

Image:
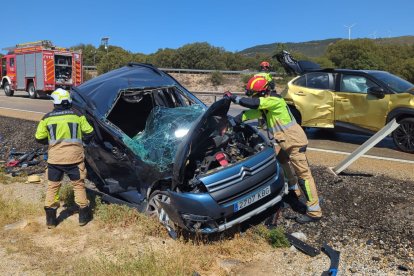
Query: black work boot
283,190,307,214
295,214,321,224
44,207,57,229
79,206,91,226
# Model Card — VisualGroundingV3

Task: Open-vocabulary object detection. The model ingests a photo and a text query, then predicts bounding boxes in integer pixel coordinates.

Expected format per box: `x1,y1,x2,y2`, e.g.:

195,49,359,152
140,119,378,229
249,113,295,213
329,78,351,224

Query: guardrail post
329,119,400,176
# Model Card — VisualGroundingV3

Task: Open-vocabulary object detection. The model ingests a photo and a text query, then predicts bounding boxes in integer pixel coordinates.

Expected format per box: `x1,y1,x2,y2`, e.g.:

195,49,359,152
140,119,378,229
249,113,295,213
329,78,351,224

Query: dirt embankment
0,116,413,275
170,73,246,93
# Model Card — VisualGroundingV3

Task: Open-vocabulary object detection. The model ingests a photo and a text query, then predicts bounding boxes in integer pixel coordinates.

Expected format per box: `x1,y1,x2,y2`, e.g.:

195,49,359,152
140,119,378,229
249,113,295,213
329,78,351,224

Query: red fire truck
1,40,83,98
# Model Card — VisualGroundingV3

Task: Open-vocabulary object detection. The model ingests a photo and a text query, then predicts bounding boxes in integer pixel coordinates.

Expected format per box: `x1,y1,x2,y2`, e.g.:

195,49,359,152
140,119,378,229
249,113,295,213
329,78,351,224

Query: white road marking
0,107,46,114
308,147,414,164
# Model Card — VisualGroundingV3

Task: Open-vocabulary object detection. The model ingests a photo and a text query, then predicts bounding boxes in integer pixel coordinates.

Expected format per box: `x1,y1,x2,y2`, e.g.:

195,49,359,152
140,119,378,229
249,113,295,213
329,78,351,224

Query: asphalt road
1,90,413,162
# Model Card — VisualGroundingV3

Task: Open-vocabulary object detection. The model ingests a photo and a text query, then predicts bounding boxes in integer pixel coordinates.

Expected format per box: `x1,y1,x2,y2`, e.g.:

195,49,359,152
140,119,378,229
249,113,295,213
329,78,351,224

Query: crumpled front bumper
159,167,287,234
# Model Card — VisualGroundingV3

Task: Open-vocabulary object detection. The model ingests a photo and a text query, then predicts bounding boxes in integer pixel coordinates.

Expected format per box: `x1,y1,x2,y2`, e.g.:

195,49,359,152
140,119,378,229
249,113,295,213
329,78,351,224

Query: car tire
146,190,175,230
27,82,37,99
3,82,14,96
392,118,414,153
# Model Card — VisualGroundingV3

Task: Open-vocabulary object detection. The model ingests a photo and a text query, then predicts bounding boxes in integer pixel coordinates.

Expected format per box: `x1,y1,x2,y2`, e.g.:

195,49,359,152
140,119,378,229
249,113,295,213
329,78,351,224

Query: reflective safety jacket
35,108,94,164
237,95,308,148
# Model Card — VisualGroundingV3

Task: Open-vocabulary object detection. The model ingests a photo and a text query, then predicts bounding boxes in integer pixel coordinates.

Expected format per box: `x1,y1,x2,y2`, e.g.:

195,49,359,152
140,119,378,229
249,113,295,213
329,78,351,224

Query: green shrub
252,224,290,248
210,71,224,86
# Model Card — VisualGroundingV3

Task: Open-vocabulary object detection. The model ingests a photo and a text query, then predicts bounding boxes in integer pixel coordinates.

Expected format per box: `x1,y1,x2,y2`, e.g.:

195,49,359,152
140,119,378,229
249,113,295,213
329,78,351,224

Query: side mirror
368,87,385,99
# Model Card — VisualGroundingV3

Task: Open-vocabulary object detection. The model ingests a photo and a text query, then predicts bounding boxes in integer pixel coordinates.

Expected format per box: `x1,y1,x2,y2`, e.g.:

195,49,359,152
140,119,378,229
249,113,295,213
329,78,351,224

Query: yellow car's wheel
392,118,414,153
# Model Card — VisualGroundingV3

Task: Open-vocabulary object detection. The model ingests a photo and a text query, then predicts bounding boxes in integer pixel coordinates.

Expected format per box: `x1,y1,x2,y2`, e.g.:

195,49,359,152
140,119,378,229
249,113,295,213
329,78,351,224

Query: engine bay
183,120,267,192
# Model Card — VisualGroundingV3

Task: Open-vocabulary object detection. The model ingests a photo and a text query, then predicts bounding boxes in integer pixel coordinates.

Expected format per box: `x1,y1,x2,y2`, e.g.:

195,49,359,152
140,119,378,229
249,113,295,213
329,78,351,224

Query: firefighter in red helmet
256,61,275,91
254,61,275,129
224,76,322,223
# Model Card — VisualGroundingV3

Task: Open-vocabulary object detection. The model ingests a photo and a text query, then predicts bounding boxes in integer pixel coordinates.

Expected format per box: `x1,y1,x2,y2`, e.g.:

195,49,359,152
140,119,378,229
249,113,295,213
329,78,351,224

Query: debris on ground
0,116,47,177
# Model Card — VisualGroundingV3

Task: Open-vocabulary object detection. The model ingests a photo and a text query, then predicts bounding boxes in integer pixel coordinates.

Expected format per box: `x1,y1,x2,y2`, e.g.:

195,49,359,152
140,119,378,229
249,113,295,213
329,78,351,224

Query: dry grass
0,167,27,185
0,185,288,275
0,194,41,226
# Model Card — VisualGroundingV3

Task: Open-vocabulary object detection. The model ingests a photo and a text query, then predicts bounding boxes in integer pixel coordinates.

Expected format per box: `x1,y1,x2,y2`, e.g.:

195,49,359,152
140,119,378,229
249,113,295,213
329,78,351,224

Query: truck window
1,59,6,76
9,58,14,67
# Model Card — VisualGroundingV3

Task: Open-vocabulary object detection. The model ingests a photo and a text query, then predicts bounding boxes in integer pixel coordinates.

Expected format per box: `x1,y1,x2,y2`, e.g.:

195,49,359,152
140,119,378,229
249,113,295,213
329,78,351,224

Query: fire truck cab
1,40,82,98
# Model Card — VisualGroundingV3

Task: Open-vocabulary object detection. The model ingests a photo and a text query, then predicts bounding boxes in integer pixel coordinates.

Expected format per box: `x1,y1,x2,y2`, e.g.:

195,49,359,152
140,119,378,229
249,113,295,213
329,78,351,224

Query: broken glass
123,105,205,172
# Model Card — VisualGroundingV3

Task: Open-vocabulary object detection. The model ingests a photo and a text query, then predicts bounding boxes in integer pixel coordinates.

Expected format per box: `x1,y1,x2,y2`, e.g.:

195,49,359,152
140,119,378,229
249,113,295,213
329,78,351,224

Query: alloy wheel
147,191,171,226
393,118,414,153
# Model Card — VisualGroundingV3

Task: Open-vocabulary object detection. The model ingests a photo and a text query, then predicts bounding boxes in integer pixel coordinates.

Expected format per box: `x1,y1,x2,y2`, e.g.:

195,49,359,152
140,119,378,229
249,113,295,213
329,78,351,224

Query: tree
176,42,226,69
97,47,133,74
400,58,414,83
326,39,385,70
150,48,179,68
71,44,98,66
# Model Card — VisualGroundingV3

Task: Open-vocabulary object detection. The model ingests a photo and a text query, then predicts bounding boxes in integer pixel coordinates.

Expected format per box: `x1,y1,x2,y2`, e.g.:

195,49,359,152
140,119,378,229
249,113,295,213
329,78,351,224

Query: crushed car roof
73,63,178,117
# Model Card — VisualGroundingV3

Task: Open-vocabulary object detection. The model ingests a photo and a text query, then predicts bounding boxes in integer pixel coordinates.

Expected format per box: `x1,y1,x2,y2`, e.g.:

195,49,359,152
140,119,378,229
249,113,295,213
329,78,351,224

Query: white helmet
50,88,72,104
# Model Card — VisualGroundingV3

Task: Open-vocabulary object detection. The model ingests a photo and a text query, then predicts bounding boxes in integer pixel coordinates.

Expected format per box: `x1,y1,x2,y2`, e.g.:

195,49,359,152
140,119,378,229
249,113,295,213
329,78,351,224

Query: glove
223,91,238,103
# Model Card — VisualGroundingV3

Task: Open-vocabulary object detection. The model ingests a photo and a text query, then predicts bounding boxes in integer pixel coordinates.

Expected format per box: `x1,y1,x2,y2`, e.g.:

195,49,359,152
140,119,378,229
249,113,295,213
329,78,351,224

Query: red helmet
246,76,269,96
260,61,270,71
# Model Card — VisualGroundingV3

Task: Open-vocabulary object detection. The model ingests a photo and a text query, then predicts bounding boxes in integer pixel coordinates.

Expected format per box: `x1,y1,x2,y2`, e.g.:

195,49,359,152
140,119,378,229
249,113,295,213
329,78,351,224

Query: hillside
240,36,414,57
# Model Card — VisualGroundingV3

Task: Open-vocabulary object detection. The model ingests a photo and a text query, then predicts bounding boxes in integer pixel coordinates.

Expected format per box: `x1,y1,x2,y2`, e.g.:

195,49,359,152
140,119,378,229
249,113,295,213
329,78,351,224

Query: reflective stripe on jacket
35,108,94,164
254,72,273,83
241,96,308,148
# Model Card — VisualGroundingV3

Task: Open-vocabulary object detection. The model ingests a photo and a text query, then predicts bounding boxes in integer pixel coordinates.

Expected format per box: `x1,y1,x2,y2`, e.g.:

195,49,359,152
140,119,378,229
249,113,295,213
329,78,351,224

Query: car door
288,72,335,127
334,73,390,132
84,114,143,195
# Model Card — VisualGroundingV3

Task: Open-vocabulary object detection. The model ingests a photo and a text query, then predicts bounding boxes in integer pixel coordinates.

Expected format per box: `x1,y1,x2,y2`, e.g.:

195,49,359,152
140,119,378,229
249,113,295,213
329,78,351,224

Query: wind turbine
344,24,356,40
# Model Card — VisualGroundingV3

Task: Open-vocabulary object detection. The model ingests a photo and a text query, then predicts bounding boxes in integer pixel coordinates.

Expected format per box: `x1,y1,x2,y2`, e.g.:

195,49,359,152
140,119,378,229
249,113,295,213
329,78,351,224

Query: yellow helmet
50,88,72,104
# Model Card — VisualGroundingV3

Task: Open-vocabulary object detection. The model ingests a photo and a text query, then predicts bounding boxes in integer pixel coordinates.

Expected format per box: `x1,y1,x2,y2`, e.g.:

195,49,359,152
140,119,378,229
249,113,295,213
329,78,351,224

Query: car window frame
337,73,384,94
293,72,334,90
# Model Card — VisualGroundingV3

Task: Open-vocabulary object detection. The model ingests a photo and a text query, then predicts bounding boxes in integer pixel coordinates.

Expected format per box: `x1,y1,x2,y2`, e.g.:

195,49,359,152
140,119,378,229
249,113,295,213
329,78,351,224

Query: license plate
234,186,271,211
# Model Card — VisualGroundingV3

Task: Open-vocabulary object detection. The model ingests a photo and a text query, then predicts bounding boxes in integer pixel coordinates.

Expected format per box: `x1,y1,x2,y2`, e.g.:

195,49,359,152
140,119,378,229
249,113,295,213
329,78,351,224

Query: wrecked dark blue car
71,63,287,234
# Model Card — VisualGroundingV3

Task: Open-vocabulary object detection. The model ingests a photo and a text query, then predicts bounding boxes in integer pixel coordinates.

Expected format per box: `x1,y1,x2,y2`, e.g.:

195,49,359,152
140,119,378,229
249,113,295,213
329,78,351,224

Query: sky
3,0,414,55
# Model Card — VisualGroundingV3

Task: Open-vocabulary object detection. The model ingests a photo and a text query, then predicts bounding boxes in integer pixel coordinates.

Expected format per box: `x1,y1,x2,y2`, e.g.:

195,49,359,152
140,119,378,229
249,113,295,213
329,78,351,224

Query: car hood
173,98,231,188
274,50,321,76
73,63,200,118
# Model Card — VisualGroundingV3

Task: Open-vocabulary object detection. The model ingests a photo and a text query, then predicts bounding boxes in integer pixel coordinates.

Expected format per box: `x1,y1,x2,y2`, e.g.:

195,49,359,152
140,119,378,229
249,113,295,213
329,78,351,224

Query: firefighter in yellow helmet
224,76,322,223
35,88,95,228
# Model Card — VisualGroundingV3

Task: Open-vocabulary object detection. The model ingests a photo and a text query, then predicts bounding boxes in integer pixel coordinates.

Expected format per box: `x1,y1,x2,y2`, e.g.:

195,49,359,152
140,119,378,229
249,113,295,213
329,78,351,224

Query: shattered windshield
123,105,205,172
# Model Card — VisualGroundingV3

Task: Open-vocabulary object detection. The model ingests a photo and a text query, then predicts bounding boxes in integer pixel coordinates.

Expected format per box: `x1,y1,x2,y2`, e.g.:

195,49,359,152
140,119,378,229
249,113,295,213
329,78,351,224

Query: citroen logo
239,166,253,180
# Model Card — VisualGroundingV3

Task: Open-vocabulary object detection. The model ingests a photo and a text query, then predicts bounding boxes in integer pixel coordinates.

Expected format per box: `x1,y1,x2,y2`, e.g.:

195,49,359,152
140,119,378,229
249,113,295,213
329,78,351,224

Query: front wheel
146,190,176,237
392,118,414,153
27,82,37,99
3,82,14,96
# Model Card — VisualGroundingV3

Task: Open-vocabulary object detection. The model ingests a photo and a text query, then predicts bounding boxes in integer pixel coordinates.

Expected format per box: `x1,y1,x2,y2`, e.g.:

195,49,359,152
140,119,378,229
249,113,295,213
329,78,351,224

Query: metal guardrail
329,119,401,175
81,66,281,76
83,65,97,71
160,68,280,76
191,91,245,102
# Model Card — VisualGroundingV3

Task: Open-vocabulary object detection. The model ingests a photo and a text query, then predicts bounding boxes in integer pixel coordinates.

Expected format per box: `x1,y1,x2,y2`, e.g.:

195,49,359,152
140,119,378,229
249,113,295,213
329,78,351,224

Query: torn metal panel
334,92,389,131
291,87,335,127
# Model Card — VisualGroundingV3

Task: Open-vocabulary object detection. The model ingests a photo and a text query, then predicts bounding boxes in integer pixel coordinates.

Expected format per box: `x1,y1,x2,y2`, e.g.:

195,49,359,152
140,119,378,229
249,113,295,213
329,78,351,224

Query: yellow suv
276,51,414,153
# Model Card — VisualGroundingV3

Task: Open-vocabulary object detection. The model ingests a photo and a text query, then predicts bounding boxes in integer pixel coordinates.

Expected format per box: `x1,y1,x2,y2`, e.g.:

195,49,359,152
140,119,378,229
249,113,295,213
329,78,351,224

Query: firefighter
254,61,275,129
35,88,95,228
255,61,275,91
223,76,322,223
